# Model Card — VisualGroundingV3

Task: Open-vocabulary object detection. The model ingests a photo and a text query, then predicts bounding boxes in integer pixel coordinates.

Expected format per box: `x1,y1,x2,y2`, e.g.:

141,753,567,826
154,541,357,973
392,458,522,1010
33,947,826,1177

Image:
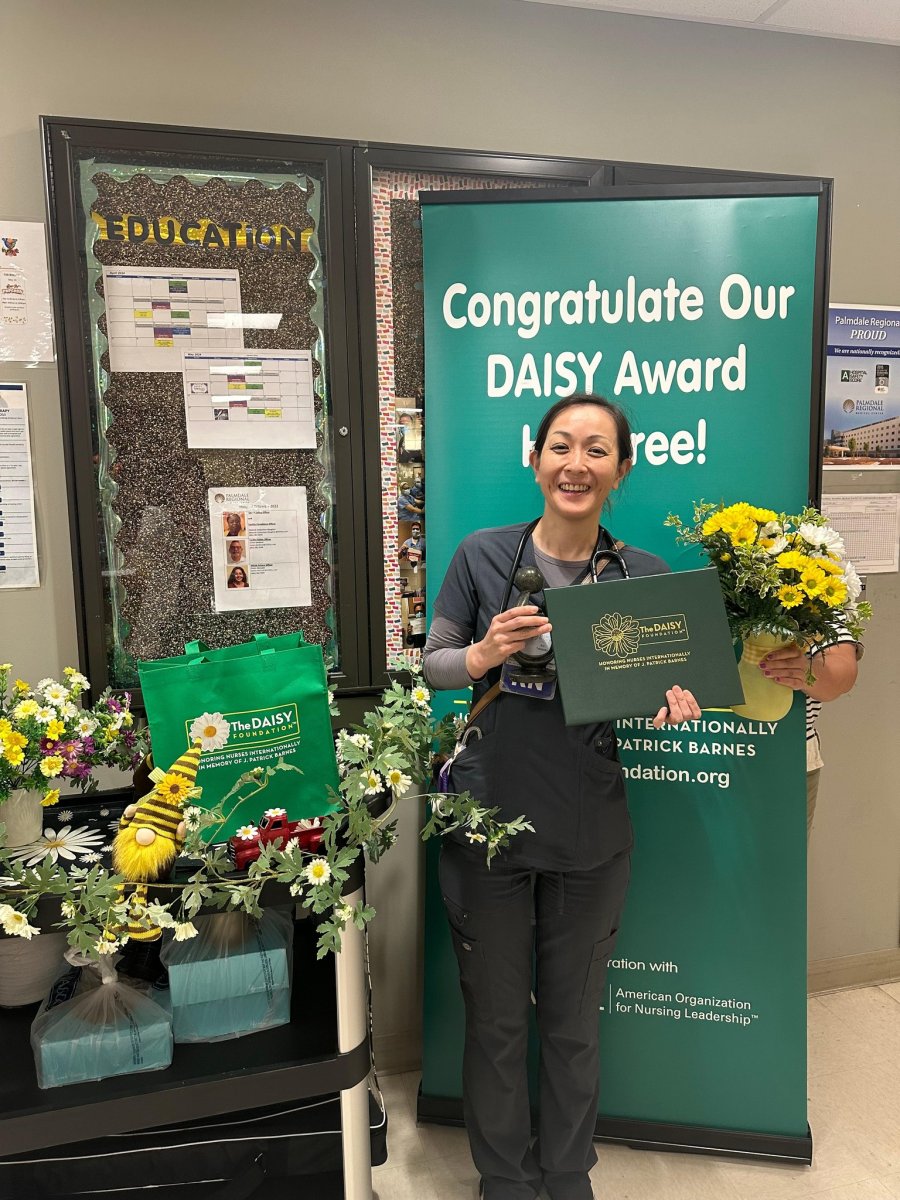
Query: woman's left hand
652,686,701,728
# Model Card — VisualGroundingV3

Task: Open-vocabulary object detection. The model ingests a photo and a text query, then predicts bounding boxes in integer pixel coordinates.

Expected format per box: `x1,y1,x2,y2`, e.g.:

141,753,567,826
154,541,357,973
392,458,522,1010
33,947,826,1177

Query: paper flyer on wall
0,382,40,587
820,493,900,574
183,348,316,449
103,266,244,373
208,487,311,612
823,304,900,467
0,221,54,363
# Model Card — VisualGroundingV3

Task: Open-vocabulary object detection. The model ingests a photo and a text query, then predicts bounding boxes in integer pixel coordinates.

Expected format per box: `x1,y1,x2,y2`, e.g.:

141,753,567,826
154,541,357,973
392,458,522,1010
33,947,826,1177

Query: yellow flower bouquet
0,666,148,808
665,502,872,719
666,502,871,644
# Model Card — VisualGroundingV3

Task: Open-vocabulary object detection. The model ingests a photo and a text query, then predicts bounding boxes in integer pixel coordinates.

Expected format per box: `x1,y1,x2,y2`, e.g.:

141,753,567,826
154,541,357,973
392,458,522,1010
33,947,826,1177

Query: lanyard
499,521,627,611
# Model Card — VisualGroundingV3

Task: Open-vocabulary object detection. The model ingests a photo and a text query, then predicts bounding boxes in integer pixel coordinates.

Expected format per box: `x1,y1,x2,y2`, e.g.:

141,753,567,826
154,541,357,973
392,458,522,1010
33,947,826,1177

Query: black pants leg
439,841,631,1200
534,853,631,1200
440,841,540,1200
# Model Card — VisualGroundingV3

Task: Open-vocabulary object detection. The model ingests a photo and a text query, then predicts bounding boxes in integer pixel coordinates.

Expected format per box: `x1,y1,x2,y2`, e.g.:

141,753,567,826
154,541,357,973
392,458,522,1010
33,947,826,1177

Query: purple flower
107,696,122,714
40,737,58,754
123,730,136,749
81,736,95,756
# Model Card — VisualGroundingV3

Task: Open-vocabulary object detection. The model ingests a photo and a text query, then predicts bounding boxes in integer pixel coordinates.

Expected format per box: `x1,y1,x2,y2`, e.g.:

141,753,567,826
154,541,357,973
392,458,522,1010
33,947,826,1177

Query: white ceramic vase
0,787,44,848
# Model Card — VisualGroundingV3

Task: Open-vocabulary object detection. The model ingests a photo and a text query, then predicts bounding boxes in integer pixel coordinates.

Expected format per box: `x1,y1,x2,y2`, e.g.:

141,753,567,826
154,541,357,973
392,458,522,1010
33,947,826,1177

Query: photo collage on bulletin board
396,398,426,649
372,170,547,666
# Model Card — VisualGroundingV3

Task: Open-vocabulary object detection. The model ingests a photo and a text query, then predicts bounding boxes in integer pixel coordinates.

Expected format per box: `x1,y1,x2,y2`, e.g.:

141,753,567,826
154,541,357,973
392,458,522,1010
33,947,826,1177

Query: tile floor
372,984,900,1200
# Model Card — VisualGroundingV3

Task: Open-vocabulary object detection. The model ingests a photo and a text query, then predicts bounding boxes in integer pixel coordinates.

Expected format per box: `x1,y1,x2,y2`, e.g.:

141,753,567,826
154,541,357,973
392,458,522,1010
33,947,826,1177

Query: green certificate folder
544,566,744,726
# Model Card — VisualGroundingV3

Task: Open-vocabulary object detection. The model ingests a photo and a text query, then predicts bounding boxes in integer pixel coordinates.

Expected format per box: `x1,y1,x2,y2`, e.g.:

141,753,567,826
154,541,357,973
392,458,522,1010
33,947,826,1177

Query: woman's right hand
466,605,552,678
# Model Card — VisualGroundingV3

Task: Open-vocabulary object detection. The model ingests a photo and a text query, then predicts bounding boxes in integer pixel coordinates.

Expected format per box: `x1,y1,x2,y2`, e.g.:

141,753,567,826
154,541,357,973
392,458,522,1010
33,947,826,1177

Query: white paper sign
103,266,243,373
208,487,311,611
0,382,40,587
183,348,316,449
0,222,54,363
821,492,900,574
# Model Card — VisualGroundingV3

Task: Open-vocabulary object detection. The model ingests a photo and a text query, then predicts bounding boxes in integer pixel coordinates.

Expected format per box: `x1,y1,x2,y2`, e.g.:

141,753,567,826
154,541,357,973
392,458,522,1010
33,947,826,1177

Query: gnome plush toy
113,741,202,883
113,739,201,945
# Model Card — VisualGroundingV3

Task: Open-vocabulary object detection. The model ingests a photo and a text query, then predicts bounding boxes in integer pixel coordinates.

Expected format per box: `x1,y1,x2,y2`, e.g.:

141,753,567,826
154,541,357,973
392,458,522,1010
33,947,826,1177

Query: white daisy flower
11,824,105,866
173,921,199,942
57,809,74,823
465,830,487,844
99,808,110,817
100,843,113,853
336,904,354,924
60,900,77,919
348,732,373,752
798,522,845,556
64,671,90,692
95,936,119,956
37,677,55,691
264,807,287,818
842,561,862,601
189,711,231,751
765,536,789,556
59,701,79,720
303,857,332,886
0,904,40,939
75,716,98,737
79,851,101,863
365,770,384,795
43,683,69,705
183,806,203,831
235,824,259,841
411,685,431,707
34,706,57,725
387,768,412,794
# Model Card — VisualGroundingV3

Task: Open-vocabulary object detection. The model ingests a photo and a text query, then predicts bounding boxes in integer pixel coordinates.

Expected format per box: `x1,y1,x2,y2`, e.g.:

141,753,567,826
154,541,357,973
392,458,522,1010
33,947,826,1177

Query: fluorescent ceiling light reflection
207,312,282,329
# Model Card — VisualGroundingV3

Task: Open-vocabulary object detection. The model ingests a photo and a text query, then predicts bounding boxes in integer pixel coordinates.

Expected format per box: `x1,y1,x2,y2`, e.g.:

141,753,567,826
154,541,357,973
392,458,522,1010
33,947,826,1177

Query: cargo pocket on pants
443,895,493,1017
580,931,617,1020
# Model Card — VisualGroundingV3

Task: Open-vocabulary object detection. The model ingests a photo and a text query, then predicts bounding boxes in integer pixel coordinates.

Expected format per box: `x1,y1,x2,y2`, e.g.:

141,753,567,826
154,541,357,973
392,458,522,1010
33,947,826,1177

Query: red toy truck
228,808,324,871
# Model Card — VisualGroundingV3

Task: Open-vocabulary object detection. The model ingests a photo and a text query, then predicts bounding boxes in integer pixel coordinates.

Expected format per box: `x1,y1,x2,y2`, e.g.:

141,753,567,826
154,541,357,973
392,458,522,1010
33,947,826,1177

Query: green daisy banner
420,186,825,1152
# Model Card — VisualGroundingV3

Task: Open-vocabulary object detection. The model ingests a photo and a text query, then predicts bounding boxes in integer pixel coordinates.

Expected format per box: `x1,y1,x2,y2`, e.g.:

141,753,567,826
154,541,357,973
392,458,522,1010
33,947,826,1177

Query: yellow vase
731,632,796,722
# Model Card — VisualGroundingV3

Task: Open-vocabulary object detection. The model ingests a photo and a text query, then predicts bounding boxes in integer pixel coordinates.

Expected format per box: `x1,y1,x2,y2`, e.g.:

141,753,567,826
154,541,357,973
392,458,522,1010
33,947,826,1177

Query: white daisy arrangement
0,659,531,961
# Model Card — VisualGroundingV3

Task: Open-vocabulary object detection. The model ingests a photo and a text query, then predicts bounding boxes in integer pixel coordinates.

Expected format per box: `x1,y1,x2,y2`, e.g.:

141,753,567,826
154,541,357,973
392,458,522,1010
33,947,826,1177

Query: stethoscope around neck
499,518,630,612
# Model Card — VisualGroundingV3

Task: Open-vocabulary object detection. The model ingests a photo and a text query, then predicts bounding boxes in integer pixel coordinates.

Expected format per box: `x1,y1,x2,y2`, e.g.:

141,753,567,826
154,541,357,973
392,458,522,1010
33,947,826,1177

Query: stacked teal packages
31,956,173,1088
160,908,293,1043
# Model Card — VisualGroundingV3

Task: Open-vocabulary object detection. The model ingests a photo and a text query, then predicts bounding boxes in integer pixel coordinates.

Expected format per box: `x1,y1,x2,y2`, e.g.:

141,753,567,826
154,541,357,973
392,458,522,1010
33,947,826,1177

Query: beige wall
2,0,897,1058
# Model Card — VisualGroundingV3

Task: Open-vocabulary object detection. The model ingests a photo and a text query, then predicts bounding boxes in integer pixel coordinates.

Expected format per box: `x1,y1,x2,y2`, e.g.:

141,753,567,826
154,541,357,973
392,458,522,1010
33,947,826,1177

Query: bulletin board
44,122,357,694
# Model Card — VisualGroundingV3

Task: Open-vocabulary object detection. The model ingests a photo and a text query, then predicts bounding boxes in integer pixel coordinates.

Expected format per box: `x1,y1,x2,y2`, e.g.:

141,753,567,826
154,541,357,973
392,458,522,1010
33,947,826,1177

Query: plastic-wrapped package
160,907,293,1043
30,950,173,1089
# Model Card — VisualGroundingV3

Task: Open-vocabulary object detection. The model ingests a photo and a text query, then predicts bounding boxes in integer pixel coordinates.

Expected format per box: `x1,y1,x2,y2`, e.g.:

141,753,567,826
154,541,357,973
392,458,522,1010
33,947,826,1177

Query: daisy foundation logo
185,704,301,760
593,613,688,659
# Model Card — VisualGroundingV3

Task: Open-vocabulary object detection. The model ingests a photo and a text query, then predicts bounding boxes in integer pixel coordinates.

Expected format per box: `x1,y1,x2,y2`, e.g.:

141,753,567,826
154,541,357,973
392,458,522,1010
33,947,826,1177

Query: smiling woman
421,394,702,1200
